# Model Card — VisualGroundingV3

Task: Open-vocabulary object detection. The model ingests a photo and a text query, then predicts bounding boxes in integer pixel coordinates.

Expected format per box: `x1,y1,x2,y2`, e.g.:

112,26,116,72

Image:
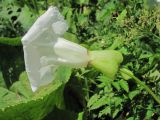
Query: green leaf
108,36,124,50
87,94,100,108
112,108,120,118
18,5,37,31
0,71,6,88
54,66,72,84
0,87,26,108
0,83,62,120
96,2,115,23
0,3,19,20
76,0,89,5
63,32,79,43
98,75,113,85
127,117,135,120
128,90,140,100
89,96,109,110
113,97,123,107
112,82,121,91
120,68,134,80
119,80,129,92
116,9,127,26
156,22,160,34
77,112,84,120
0,66,72,120
145,103,154,119
98,106,111,117
10,72,33,98
77,14,88,26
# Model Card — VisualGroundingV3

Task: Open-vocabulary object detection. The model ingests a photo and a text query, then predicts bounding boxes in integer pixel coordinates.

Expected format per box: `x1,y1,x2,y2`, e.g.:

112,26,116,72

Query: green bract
89,50,123,79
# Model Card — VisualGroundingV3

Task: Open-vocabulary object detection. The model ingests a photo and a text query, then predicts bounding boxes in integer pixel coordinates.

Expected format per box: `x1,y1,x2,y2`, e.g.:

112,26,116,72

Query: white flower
22,7,89,92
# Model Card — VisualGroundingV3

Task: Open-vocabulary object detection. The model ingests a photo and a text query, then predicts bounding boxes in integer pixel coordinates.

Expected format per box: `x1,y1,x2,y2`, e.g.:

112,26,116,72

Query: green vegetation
0,0,160,119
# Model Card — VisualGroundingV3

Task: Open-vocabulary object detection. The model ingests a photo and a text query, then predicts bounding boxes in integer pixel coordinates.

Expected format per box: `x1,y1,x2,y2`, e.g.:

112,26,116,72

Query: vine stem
0,37,21,46
120,68,160,105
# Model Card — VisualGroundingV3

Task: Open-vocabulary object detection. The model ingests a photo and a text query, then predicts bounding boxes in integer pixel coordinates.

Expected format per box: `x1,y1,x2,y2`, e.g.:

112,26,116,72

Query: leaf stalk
120,68,160,105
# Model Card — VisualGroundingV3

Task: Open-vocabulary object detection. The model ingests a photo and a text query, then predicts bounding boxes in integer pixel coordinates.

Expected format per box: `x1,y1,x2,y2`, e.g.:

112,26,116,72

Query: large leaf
0,71,6,88
10,72,33,98
0,66,71,120
0,87,26,108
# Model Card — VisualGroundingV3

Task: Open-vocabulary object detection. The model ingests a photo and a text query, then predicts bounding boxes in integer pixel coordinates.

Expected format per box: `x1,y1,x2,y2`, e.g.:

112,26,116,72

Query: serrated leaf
112,108,120,118
116,9,127,26
0,87,26,108
128,90,140,100
96,2,115,22
113,97,123,107
10,72,33,98
78,14,88,26
97,75,113,86
89,96,109,110
145,103,154,119
98,106,111,117
87,94,100,108
0,3,19,20
119,80,129,92
112,82,120,91
18,5,37,31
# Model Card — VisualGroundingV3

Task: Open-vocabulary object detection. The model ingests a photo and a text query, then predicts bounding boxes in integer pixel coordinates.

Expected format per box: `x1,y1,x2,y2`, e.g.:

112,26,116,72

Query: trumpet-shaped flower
22,6,123,92
22,7,89,91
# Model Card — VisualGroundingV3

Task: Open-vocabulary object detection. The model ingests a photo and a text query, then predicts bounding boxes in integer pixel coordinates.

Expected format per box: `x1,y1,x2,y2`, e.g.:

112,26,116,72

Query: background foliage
0,0,160,120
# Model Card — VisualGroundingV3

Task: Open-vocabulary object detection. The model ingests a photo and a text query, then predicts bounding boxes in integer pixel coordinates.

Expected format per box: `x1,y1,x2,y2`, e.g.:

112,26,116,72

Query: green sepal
89,50,123,79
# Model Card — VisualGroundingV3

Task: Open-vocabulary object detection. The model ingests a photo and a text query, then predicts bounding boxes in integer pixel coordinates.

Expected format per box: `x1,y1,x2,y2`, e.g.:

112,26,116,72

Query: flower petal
22,7,68,91
22,6,89,92
53,37,89,68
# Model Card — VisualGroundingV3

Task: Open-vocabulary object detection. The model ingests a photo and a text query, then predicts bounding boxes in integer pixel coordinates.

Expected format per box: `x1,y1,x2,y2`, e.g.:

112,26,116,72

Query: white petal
22,7,68,92
31,85,37,92
52,21,68,35
53,37,89,68
22,6,89,92
21,6,68,45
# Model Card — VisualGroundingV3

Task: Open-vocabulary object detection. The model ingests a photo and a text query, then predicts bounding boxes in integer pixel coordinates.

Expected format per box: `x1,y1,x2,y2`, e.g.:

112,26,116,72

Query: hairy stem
120,68,160,105
0,37,22,46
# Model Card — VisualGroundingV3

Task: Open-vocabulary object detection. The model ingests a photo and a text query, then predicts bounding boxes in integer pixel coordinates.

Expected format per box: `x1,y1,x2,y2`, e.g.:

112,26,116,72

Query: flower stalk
120,68,160,105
